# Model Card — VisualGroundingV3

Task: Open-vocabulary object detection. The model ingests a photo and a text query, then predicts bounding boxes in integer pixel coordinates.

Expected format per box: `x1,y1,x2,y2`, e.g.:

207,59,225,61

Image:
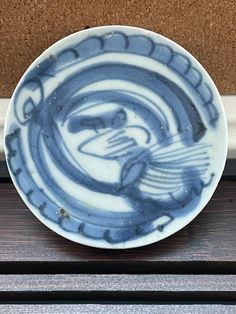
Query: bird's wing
79,127,149,160
138,142,211,198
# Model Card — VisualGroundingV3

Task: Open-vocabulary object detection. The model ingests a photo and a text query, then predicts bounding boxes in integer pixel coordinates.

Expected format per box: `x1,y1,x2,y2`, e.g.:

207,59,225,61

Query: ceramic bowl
4,26,227,249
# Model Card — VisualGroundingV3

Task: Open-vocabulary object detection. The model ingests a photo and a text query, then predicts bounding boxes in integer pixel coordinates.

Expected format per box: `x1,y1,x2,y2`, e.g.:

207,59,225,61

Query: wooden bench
0,163,235,313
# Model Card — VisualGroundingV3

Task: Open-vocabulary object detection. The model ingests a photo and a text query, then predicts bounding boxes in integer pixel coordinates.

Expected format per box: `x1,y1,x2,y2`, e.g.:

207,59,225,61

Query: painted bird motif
67,107,212,207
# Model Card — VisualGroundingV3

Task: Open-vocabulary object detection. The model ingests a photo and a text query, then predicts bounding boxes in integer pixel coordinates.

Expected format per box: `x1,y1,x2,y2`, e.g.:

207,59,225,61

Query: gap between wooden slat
0,261,235,275
0,291,235,303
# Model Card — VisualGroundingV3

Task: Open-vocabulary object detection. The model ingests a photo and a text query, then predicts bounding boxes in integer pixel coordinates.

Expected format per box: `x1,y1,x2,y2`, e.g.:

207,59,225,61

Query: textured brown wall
0,0,235,96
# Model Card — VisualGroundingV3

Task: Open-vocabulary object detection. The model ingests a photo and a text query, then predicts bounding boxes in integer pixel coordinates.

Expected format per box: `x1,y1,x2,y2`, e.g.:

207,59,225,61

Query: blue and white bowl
4,26,227,249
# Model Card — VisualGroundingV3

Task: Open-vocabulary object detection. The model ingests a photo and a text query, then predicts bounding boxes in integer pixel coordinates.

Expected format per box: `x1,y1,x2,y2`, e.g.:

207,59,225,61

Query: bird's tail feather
138,139,211,198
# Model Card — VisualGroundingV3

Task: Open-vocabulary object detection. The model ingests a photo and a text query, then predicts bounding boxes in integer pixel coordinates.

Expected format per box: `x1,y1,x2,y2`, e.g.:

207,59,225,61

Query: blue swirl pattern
5,29,221,247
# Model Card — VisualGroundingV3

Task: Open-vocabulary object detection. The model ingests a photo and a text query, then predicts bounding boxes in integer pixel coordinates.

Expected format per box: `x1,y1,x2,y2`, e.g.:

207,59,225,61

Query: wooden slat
0,274,235,292
0,181,236,264
0,304,235,314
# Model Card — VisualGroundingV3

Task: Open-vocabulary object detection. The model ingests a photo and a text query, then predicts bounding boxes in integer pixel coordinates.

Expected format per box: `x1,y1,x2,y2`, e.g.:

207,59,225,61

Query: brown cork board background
0,0,235,96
